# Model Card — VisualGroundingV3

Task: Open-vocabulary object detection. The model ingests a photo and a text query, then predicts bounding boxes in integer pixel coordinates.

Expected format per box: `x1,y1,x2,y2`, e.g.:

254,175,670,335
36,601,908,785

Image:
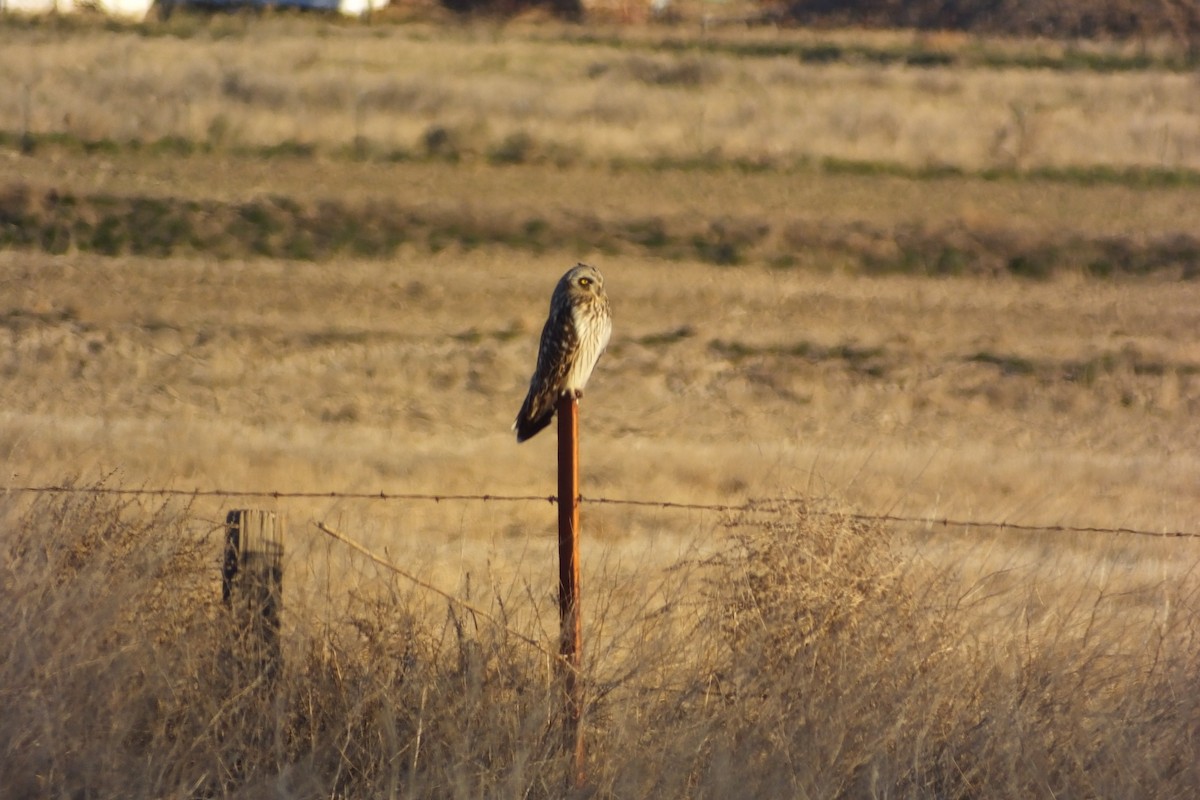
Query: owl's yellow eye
579,277,591,286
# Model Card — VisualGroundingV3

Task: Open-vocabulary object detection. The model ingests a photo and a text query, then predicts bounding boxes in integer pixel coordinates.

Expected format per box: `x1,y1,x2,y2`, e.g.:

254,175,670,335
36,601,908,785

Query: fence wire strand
314,521,554,658
2,484,1196,539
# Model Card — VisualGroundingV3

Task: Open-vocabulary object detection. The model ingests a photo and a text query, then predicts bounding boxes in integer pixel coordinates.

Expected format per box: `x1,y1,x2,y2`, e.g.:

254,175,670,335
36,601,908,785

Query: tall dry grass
3,487,1198,798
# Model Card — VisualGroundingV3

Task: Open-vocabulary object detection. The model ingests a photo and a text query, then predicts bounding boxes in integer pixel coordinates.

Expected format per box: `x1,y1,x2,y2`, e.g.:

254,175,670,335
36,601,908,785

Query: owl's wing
514,304,579,442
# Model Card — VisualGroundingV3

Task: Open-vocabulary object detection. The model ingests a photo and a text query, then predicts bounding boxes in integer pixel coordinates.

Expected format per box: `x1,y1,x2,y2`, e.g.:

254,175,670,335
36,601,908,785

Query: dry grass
2,17,1199,798
2,19,1200,172
2,489,1198,798
3,235,1198,794
2,243,1196,536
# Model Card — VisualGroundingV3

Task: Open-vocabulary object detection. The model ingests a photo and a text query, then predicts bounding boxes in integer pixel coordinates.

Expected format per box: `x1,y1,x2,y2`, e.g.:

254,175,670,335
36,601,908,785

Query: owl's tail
514,395,555,443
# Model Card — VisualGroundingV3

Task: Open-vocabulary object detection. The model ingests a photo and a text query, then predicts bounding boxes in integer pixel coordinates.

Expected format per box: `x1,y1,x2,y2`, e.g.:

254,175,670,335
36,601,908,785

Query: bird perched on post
514,263,612,443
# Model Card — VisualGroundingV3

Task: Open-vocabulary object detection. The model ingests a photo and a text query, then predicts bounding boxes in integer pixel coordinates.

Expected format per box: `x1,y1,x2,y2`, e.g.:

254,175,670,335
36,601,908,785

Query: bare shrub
0,489,571,797
593,499,943,797
0,486,220,798
592,500,1200,797
622,55,722,88
3,491,1199,797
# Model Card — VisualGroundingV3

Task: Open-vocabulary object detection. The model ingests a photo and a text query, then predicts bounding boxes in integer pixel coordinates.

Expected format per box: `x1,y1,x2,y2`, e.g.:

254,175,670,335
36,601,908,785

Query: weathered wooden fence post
222,509,284,684
556,395,585,785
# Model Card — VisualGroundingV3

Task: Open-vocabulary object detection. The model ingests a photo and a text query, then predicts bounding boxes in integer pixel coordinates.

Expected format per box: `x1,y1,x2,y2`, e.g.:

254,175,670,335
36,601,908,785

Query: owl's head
560,262,606,300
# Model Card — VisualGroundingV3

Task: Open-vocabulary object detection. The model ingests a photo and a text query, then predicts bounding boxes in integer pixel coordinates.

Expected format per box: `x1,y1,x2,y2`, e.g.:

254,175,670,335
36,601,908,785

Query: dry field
2,16,1199,799
3,16,1200,172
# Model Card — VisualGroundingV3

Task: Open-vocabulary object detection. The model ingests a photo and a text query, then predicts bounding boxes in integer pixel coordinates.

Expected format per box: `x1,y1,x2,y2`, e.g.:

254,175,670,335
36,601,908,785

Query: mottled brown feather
515,299,580,442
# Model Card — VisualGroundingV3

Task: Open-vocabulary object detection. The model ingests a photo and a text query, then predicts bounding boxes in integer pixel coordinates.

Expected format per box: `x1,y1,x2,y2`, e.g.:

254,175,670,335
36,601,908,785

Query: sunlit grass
2,16,1199,798
3,488,1197,797
2,20,1199,173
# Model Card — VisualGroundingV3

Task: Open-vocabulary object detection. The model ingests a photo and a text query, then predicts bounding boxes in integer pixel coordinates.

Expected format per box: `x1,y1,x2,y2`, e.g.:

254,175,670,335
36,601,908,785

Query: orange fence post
556,394,585,785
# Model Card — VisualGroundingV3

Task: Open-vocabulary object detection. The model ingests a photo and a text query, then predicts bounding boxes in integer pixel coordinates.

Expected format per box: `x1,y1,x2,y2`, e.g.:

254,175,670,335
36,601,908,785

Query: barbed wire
0,485,557,504
2,484,1196,539
314,521,555,658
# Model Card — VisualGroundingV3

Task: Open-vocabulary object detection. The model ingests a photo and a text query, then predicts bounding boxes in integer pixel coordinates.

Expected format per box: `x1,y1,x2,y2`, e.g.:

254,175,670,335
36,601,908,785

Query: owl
514,263,612,443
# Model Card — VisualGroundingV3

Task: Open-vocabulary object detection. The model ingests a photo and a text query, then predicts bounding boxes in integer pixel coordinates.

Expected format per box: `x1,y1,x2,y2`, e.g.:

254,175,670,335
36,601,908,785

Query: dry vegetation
3,18,1200,173
1,15,1199,799
4,489,1198,797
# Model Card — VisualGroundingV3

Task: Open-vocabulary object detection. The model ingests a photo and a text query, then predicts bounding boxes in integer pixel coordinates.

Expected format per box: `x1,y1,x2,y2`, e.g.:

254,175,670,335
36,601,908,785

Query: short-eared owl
514,263,612,443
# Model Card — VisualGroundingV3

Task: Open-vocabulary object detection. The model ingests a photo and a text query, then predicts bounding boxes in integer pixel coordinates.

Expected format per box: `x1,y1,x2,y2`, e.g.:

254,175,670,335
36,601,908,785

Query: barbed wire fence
3,483,1197,539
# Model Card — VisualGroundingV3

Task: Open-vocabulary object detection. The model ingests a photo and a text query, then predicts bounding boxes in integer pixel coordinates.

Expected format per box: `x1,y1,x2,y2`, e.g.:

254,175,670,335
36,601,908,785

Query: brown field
4,16,1200,172
2,16,1199,799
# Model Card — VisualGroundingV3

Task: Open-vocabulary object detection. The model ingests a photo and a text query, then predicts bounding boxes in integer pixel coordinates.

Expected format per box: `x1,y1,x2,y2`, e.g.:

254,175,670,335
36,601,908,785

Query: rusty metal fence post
556,394,585,785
